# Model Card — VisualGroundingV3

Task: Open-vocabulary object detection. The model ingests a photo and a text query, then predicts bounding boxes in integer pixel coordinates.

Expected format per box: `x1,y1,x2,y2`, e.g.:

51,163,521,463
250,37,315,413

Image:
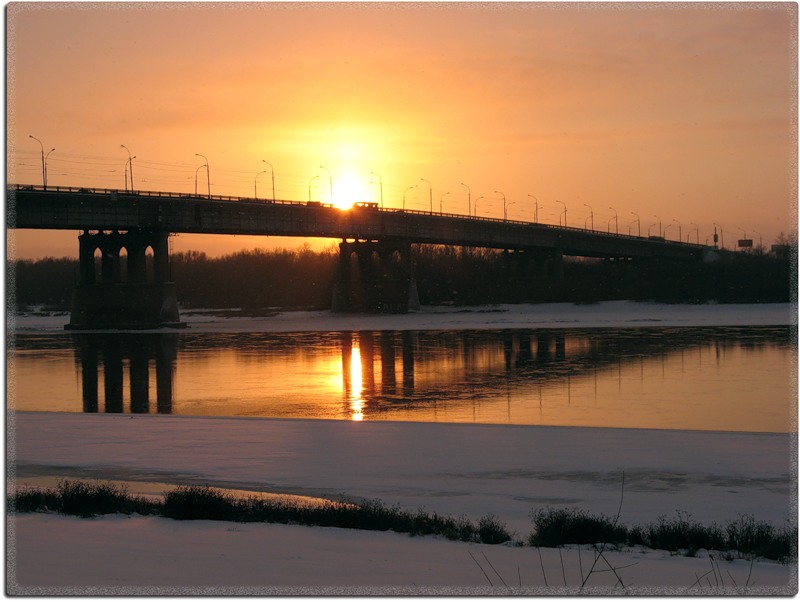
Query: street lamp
319,165,333,204
308,175,319,203
420,178,432,213
713,222,724,249
474,196,484,216
630,212,640,237
254,170,267,200
608,206,618,234
29,135,53,189
370,172,383,209
121,145,135,192
556,200,567,227
653,215,662,237
664,224,672,239
583,203,593,230
528,194,539,223
460,182,471,217
44,147,56,189
690,222,699,244
403,186,415,212
262,160,275,201
440,192,450,214
195,154,210,198
506,201,516,221
672,219,682,243
494,191,507,221
194,165,205,196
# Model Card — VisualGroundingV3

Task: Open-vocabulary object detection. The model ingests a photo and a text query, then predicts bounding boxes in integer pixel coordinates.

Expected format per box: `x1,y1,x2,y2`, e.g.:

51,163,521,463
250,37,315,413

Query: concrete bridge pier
67,229,183,329
502,248,564,301
331,240,421,313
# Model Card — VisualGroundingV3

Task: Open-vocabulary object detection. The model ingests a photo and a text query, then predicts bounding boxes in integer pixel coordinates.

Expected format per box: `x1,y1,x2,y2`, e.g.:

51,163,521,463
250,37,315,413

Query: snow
8,412,796,594
10,300,795,334
7,302,798,594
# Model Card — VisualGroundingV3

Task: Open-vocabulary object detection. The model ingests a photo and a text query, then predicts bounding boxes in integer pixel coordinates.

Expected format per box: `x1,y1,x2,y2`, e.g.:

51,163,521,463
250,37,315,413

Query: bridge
8,184,706,328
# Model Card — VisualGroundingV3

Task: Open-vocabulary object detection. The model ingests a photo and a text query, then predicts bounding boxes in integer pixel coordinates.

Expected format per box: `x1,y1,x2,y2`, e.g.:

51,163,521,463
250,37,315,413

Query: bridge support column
331,240,420,313
67,229,183,329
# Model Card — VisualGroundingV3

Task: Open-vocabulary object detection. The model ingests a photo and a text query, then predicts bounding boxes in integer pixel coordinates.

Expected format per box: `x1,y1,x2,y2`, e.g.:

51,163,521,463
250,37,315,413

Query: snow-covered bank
11,413,793,533
10,300,795,334
9,513,793,594
8,411,796,594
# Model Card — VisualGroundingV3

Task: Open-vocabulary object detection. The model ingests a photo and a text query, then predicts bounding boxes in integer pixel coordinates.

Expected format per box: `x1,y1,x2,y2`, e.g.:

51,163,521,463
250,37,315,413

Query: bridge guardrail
8,183,706,249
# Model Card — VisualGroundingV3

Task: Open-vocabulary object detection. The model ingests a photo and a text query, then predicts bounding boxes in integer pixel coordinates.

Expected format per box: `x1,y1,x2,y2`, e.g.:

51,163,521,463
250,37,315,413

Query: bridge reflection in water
51,326,790,431
72,333,177,414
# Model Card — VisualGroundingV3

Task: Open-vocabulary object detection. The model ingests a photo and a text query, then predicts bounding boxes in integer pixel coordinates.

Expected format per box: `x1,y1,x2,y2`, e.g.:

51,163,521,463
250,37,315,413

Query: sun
332,171,369,210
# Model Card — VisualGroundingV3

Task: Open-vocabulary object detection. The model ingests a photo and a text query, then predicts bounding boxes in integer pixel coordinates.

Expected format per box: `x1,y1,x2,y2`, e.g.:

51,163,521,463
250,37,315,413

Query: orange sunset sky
6,2,797,259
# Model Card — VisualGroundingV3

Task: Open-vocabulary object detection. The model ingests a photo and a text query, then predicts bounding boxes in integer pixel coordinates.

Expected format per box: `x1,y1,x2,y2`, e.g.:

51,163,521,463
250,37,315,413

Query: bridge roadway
8,185,704,260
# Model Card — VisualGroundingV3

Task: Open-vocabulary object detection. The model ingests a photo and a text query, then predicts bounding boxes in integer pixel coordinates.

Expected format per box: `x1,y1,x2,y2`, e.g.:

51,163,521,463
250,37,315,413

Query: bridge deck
8,185,704,260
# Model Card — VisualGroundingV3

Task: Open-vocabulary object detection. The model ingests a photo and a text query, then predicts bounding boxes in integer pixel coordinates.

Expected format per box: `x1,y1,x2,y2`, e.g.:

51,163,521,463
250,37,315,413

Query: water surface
10,326,793,433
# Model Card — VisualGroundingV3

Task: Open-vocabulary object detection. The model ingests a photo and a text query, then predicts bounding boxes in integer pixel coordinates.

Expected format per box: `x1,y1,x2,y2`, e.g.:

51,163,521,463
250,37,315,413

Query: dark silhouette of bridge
8,184,706,327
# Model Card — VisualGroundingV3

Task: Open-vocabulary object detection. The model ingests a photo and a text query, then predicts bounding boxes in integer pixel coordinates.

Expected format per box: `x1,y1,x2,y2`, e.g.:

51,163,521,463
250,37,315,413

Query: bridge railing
8,183,705,248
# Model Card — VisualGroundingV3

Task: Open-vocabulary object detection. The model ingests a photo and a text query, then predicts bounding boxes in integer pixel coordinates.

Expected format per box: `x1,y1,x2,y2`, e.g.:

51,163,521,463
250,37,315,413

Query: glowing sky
7,2,796,258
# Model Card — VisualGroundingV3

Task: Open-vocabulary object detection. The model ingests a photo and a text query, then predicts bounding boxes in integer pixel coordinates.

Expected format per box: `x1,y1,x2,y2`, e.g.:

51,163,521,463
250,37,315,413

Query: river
9,320,793,433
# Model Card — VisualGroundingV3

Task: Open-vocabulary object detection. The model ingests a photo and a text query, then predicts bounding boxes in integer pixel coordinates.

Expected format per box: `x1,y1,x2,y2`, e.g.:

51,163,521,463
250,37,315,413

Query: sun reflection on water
348,340,364,421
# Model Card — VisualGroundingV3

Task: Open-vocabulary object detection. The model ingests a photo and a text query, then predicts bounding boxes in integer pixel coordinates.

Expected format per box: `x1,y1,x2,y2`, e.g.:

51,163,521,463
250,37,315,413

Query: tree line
9,239,795,311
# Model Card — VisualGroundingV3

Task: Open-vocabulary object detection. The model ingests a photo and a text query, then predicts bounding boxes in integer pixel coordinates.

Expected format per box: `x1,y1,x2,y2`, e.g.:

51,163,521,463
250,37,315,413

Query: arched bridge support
332,239,421,313
67,229,183,329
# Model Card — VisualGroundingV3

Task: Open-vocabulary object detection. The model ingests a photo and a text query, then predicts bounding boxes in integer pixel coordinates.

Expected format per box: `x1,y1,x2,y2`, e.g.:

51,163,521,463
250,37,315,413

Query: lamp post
556,200,567,227
494,191,507,221
630,212,640,237
713,223,723,249
403,186,415,212
440,192,450,214
308,175,319,203
319,165,333,204
44,147,56,189
653,215,662,237
370,172,383,209
664,224,672,239
121,145,135,193
583,203,593,230
506,201,516,221
255,170,267,199
608,206,618,234
29,135,53,189
460,182,471,217
194,165,205,196
195,154,210,198
262,160,275,201
420,178,432,213
690,222,699,244
528,194,539,223
474,196,484,216
673,219,682,243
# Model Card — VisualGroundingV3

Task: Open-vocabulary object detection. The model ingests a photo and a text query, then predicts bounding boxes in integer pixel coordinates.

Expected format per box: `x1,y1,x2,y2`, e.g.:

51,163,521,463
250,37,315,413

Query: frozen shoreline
10,300,796,334
10,412,794,532
8,412,797,594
